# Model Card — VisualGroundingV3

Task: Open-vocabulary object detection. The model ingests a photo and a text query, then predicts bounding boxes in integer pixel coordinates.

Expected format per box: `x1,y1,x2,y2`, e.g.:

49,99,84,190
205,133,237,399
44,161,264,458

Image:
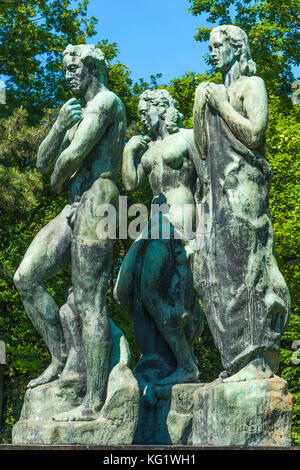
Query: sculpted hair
62,44,111,81
211,25,257,76
139,89,183,134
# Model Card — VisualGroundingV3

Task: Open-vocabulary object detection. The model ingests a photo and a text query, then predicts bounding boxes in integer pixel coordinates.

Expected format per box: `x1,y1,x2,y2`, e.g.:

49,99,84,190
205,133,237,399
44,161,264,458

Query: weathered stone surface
12,319,139,445
0,341,5,365
16,318,130,424
0,341,5,426
114,88,203,391
0,365,4,426
167,383,205,445
12,363,139,445
133,382,205,445
193,376,293,446
16,380,79,423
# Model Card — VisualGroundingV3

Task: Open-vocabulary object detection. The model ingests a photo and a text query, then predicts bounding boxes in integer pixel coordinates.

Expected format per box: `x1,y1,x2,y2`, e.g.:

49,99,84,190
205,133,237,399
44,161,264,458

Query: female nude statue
14,45,126,420
114,89,203,387
192,25,290,382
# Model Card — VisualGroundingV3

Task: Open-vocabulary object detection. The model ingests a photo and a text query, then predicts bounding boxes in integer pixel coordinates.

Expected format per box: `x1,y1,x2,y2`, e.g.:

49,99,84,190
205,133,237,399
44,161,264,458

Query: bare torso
141,129,197,211
224,76,267,154
67,90,126,204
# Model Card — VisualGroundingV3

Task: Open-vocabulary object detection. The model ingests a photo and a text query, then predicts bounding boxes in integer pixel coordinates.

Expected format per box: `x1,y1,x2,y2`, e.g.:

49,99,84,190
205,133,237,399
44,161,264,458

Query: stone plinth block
193,376,293,446
166,383,206,445
12,363,139,445
12,319,139,445
133,382,206,445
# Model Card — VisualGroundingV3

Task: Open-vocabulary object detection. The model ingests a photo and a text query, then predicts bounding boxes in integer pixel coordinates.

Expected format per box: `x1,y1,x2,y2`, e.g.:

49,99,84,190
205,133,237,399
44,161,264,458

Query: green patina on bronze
115,89,203,392
12,26,292,446
12,45,140,444
192,25,291,381
190,24,292,447
193,376,292,446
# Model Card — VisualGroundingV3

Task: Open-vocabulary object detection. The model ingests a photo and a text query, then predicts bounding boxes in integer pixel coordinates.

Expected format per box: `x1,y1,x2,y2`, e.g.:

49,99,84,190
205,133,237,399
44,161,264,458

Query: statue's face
138,100,160,133
209,31,235,73
63,55,90,96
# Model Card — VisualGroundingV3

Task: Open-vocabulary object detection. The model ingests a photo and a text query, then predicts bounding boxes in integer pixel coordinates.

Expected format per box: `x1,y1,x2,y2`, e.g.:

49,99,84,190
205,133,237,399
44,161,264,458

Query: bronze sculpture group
12,26,291,444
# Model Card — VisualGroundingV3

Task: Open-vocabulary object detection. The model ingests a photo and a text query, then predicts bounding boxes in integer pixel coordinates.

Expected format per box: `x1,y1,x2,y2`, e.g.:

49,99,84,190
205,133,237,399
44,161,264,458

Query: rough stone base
167,383,206,445
193,376,293,446
13,373,293,446
12,363,139,445
133,382,205,445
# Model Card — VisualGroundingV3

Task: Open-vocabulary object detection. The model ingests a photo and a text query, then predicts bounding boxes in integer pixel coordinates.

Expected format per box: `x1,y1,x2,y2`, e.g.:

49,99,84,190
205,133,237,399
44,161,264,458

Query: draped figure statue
192,25,290,382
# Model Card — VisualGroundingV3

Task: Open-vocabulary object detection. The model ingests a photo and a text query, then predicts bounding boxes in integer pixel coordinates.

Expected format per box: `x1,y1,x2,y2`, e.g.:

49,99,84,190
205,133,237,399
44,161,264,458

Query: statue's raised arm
50,92,115,192
36,98,82,175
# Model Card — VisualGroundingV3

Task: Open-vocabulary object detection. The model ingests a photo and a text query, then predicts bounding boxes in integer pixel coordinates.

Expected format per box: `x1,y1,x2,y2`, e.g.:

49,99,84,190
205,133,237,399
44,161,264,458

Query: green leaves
188,0,300,95
267,99,300,442
267,98,300,318
165,71,222,128
0,0,97,123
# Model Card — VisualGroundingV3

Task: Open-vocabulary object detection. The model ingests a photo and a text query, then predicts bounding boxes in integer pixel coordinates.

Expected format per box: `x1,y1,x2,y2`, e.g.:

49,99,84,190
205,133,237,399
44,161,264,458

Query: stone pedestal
12,321,140,445
0,365,4,425
134,383,205,445
0,341,5,426
193,376,293,446
12,370,292,446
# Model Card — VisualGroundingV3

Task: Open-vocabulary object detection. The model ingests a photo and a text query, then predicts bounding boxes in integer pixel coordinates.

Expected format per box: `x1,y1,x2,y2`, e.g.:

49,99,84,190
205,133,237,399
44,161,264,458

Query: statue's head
138,89,183,135
209,25,256,77
62,44,111,96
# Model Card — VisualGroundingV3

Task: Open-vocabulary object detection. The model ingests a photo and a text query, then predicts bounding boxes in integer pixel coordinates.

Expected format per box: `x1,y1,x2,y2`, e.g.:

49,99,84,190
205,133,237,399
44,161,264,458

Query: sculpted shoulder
241,75,267,96
86,89,125,117
179,128,194,141
178,128,197,151
195,82,209,94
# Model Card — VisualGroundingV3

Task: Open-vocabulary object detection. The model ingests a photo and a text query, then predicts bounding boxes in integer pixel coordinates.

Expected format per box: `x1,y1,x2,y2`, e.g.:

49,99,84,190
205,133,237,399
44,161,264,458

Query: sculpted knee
13,267,25,292
13,265,35,293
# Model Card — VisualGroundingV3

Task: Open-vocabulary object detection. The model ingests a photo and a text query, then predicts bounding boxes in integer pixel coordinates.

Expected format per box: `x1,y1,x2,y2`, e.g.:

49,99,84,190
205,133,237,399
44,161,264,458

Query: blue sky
85,0,299,85
1,0,298,88
85,0,211,84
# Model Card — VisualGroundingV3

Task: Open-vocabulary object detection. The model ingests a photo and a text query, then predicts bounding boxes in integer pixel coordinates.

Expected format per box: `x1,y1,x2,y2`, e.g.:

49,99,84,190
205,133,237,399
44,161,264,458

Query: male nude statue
14,45,126,420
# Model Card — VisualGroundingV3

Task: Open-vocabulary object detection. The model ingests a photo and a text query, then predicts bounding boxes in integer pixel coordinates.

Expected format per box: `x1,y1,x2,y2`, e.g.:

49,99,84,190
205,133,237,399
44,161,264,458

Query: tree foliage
188,0,300,95
0,0,97,123
0,107,70,441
